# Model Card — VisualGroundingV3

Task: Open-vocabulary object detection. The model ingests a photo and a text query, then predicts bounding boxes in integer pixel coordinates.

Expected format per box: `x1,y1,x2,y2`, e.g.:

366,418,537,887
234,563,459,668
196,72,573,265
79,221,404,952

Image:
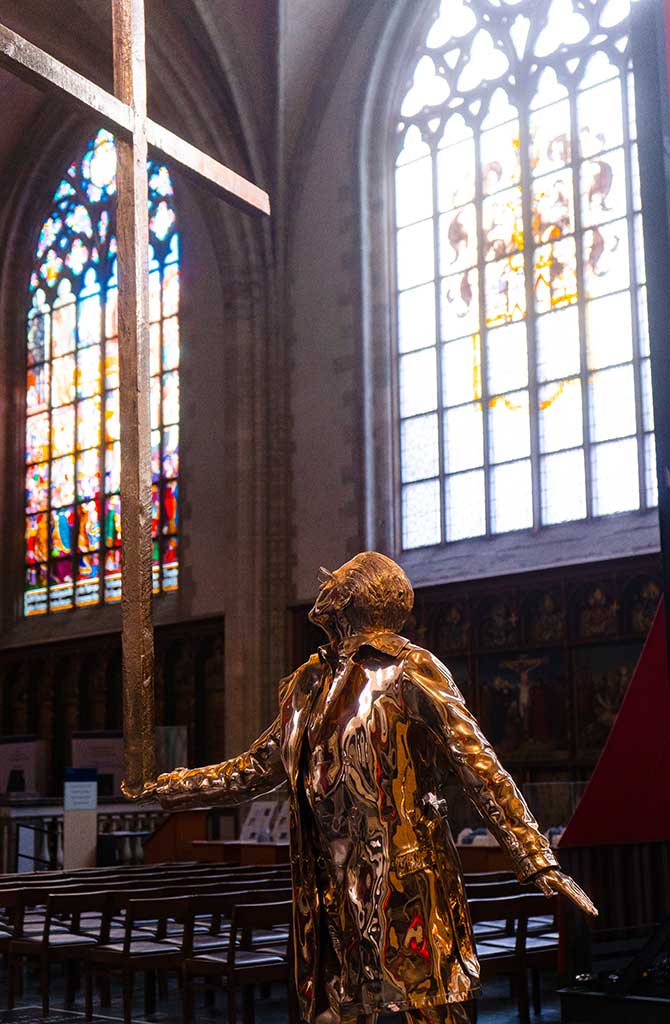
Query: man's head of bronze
308,551,414,643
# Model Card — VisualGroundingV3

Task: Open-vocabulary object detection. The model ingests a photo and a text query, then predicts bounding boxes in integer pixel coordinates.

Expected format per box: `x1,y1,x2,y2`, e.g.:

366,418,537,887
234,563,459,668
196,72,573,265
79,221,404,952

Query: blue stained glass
24,128,181,614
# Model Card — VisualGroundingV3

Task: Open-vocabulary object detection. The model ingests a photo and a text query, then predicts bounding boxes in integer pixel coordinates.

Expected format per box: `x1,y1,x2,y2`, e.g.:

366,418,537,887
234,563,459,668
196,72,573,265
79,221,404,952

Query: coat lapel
281,658,325,788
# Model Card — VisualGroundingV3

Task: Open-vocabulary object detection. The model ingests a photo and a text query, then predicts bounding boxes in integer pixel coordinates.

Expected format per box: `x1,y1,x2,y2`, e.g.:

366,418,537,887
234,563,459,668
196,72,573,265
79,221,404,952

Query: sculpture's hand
121,778,158,802
533,868,598,916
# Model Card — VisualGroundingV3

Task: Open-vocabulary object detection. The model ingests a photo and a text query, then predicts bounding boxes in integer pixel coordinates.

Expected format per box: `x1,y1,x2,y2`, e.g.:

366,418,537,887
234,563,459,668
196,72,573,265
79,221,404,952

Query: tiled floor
0,973,561,1023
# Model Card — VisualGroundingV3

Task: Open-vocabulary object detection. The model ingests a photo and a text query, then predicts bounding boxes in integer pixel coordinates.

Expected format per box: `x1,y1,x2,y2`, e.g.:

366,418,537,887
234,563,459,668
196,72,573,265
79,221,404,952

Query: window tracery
394,0,653,549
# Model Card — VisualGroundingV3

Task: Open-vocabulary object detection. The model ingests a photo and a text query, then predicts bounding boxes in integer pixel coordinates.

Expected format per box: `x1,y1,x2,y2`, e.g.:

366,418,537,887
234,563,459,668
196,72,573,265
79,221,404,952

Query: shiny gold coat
155,631,558,1022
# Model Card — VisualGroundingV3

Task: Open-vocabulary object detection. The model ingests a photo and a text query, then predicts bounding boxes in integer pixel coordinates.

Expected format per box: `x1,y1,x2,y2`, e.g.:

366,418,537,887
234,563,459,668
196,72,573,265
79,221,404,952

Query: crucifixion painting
0,0,270,796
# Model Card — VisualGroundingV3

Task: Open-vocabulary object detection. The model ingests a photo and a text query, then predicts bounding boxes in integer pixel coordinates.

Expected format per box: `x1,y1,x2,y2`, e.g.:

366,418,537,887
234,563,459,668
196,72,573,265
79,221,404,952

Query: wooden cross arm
0,21,270,217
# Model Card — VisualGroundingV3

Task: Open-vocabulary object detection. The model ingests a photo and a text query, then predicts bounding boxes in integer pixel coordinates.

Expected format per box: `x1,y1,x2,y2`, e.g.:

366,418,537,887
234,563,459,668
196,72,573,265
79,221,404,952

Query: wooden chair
182,898,293,1024
469,892,557,1024
84,894,190,1024
7,890,107,1015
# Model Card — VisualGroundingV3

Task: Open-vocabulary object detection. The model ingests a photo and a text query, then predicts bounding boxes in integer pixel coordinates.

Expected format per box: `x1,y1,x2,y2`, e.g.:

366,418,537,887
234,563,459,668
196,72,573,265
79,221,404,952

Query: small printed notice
64,767,98,810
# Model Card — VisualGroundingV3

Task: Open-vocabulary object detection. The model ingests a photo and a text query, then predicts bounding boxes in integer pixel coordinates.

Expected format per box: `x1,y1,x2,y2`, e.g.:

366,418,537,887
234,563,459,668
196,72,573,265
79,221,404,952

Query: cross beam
0,0,270,797
0,21,270,217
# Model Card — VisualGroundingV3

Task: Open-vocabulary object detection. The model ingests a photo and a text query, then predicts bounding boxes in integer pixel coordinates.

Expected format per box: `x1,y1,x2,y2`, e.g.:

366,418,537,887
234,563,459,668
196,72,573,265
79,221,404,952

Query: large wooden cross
0,0,270,796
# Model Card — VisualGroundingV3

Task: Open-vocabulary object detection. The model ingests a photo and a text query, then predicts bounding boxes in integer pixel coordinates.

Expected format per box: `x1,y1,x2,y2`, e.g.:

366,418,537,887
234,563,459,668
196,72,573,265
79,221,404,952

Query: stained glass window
25,129,180,615
394,0,654,550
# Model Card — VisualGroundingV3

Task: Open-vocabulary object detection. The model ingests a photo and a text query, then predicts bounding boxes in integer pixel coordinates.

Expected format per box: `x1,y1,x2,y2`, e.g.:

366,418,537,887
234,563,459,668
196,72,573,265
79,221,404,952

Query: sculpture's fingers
558,875,598,916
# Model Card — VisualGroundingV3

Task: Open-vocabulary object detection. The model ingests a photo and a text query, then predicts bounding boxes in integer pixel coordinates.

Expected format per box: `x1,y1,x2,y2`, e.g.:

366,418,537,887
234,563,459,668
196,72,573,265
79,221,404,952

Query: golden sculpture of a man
136,552,595,1023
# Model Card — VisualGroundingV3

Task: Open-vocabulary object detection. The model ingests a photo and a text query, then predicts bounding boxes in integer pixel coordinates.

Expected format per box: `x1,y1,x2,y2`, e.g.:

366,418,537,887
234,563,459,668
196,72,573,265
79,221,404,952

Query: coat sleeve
153,677,291,811
402,646,558,881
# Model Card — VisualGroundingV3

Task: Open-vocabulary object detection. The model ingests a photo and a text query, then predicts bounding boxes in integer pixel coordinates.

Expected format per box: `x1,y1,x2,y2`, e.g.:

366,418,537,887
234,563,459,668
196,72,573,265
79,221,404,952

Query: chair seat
477,941,513,960
188,949,285,971
472,920,506,935
91,940,182,959
483,934,558,952
166,934,230,952
11,932,98,953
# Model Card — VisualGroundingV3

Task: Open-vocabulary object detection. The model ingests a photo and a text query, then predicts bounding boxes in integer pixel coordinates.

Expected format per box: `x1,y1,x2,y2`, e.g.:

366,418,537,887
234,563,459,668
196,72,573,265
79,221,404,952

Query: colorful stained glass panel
26,513,48,564
27,311,50,366
77,345,101,398
105,442,120,494
51,355,75,406
52,405,75,457
78,294,101,348
26,413,50,465
78,499,100,552
78,395,102,450
162,425,179,479
163,481,178,534
77,448,100,501
105,495,121,547
50,506,74,557
162,371,179,426
27,365,49,414
26,463,49,513
51,456,75,508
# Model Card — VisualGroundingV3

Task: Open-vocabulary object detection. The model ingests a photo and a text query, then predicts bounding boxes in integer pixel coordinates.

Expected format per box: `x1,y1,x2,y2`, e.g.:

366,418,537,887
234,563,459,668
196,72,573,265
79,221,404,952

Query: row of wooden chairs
0,860,292,1023
0,862,557,1024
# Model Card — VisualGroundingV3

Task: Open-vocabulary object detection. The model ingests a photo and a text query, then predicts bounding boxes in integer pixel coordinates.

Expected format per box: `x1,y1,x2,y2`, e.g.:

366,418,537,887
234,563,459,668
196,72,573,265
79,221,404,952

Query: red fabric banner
560,599,670,847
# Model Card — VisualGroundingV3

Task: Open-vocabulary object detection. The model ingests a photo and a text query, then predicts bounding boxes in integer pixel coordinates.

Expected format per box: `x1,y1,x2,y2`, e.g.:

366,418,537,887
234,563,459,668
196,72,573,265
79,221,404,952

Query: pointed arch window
25,129,180,615
394,0,654,550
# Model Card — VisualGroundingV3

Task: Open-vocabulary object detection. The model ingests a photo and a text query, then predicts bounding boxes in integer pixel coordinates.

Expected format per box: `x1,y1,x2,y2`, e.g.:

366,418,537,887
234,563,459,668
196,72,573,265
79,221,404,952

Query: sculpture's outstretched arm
124,684,289,810
403,647,596,915
156,714,286,809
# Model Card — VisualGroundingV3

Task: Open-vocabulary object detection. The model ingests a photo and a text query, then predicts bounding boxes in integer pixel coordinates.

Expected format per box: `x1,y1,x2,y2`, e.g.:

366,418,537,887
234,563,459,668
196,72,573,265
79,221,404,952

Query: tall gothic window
394,0,654,550
25,128,180,615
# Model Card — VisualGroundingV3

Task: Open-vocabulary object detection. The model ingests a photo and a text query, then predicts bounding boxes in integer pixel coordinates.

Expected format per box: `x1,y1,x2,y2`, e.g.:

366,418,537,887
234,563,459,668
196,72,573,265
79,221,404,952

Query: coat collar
317,630,410,666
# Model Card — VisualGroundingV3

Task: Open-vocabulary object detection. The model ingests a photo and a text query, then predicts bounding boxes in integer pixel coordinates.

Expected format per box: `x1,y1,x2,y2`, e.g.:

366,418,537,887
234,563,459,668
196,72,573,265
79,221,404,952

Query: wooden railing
0,801,165,873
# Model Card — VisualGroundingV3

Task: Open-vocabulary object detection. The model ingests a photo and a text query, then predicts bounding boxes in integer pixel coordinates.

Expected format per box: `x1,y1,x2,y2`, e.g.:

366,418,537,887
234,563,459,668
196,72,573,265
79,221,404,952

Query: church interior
0,0,669,1022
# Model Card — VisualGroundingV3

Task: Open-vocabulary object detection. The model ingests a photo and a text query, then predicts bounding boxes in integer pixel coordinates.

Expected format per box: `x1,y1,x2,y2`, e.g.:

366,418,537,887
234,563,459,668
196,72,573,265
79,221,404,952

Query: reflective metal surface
148,552,595,1022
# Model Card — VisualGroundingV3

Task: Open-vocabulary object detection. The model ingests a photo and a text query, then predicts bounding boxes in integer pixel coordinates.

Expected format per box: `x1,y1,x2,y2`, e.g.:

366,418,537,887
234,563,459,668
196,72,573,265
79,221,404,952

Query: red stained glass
152,484,160,538
163,480,178,535
25,514,48,564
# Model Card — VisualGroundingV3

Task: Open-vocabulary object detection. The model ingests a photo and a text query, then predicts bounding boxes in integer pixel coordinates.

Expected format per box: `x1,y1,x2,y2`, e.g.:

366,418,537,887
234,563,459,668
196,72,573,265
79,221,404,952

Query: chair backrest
125,894,191,952
466,880,535,899
468,892,556,956
463,871,516,884
229,900,293,953
181,887,292,954
45,890,109,940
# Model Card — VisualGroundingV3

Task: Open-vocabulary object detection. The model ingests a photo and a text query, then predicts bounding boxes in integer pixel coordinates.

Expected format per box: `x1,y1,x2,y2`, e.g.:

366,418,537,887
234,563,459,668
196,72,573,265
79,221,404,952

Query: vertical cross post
113,0,156,795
